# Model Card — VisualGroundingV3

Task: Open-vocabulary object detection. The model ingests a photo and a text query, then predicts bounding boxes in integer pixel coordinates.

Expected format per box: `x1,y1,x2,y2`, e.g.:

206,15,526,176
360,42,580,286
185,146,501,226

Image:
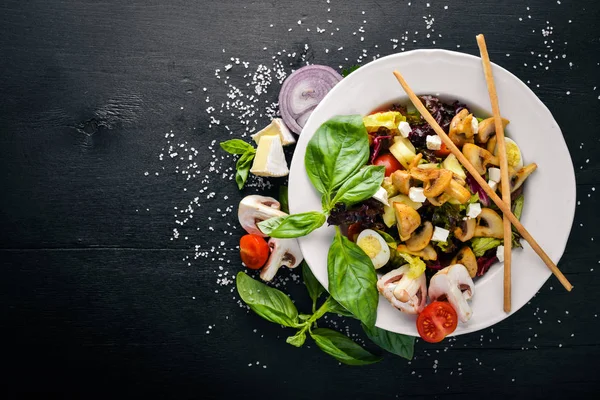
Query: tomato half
347,222,362,242
239,234,270,270
416,301,458,343
434,142,451,157
373,153,403,176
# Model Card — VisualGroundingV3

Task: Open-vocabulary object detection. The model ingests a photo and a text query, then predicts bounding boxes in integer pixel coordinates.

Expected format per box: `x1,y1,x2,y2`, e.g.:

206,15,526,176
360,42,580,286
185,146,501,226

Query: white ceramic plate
288,49,576,336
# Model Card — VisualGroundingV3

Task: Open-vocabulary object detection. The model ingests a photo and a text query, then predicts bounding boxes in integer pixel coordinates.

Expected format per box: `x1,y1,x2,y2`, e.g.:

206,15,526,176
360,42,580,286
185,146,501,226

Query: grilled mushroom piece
377,265,427,314
394,203,421,241
462,143,499,175
509,163,538,193
397,244,438,261
391,170,412,195
451,246,478,278
449,109,477,148
410,167,453,198
476,117,510,144
444,178,471,204
473,208,504,239
454,218,476,242
428,264,475,323
405,221,434,251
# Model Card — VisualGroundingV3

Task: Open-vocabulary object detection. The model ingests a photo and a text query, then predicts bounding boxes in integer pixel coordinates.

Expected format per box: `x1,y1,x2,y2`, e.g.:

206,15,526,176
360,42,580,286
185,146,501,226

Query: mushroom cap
476,117,510,144
377,265,427,314
238,195,288,237
449,109,477,148
394,202,421,241
405,221,434,251
259,238,303,282
473,208,504,239
451,246,478,278
391,169,412,195
428,264,475,323
410,167,453,198
444,178,471,204
510,163,537,193
397,243,438,261
454,218,476,242
462,143,499,176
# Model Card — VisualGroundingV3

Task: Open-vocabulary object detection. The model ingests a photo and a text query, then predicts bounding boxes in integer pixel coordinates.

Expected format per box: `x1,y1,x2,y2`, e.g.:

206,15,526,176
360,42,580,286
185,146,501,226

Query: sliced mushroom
391,170,412,195
377,265,427,314
444,178,471,204
462,143,499,175
473,208,504,239
259,238,303,282
407,152,423,170
449,109,476,148
397,244,438,261
405,221,434,251
410,167,453,198
427,192,451,207
454,218,476,242
238,195,288,236
509,163,537,193
428,264,475,322
486,135,497,154
394,203,421,241
476,117,510,144
451,246,478,278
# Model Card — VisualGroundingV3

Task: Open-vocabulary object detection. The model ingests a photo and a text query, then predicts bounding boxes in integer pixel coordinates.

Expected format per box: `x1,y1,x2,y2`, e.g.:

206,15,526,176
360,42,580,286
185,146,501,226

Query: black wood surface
2,0,599,398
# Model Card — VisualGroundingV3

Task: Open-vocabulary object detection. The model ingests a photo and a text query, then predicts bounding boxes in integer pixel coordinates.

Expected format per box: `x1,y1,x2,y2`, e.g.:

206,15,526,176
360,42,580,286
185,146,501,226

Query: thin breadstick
476,34,512,313
392,70,573,292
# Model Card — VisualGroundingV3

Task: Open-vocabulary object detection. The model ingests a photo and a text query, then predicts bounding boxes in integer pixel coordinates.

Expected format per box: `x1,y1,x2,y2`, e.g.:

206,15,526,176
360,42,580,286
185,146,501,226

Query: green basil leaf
279,186,289,214
236,272,299,327
220,139,255,155
374,229,397,248
330,165,385,208
304,115,370,197
258,212,326,238
235,149,255,190
361,323,415,360
302,261,325,310
327,229,379,328
286,331,307,347
310,328,382,365
323,296,355,318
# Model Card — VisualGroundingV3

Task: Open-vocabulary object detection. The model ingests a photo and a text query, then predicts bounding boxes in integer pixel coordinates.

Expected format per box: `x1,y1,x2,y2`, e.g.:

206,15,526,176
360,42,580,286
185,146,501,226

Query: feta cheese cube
488,167,501,183
496,245,505,262
471,116,479,134
488,179,498,192
432,226,450,242
408,187,427,203
372,186,389,206
426,135,442,150
466,202,482,219
398,121,411,138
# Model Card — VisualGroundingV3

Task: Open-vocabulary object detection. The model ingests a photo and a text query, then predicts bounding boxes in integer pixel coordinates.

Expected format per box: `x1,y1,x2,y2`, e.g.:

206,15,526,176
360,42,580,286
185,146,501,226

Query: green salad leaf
323,296,355,318
236,272,300,328
395,252,426,279
327,229,379,328
362,324,415,360
330,165,385,208
310,328,382,365
470,237,502,257
220,139,254,154
302,261,325,312
258,212,326,238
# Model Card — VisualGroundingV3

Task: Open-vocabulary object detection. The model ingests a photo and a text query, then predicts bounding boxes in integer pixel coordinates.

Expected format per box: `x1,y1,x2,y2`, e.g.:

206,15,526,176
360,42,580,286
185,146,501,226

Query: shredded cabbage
363,111,406,133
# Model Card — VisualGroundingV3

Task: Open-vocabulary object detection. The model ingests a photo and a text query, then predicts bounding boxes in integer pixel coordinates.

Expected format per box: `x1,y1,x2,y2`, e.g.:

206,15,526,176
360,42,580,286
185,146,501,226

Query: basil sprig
220,139,256,190
258,211,326,238
362,323,415,360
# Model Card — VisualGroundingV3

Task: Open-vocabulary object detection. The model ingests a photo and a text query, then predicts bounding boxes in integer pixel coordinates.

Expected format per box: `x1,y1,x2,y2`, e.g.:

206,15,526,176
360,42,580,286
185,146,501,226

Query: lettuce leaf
396,252,426,279
363,111,405,133
470,237,502,257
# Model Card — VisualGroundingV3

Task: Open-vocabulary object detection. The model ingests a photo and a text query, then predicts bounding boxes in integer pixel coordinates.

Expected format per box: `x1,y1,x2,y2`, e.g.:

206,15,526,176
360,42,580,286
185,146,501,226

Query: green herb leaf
327,229,379,328
341,65,360,77
258,212,326,238
304,115,370,199
310,328,382,365
286,331,307,347
220,139,255,155
470,237,502,257
323,296,355,318
330,165,385,208
361,323,415,360
302,261,325,311
279,186,289,214
236,272,299,328
235,149,256,190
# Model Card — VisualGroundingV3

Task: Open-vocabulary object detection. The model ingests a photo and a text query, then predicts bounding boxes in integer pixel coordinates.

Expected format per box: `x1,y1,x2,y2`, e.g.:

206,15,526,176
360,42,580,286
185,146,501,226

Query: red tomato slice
373,153,403,177
434,142,451,157
239,234,270,270
416,301,458,343
346,222,362,242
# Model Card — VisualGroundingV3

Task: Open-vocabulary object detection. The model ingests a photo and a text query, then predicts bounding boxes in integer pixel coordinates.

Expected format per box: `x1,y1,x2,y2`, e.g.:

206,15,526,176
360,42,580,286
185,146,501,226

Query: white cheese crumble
432,226,450,242
426,135,442,150
398,121,411,138
372,187,389,206
466,203,482,219
496,245,505,262
488,167,501,183
409,187,427,203
471,116,479,134
488,180,498,192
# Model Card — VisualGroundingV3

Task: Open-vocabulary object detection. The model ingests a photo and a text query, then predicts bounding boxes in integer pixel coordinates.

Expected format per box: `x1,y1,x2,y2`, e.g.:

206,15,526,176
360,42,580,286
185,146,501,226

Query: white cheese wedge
426,135,442,150
432,226,450,242
250,134,289,177
488,167,501,183
496,245,505,262
372,187,389,206
408,187,427,203
488,179,498,192
466,202,482,219
251,118,296,146
398,121,412,138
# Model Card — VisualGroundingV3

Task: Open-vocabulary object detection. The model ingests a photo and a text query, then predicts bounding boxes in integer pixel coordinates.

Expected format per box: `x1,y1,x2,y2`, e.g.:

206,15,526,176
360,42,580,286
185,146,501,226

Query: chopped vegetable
239,234,270,270
470,237,503,257
416,301,458,343
363,111,405,133
466,172,491,206
395,252,426,279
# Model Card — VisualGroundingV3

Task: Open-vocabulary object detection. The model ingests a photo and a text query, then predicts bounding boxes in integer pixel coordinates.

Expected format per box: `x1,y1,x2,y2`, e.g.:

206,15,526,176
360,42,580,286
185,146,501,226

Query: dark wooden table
2,1,599,398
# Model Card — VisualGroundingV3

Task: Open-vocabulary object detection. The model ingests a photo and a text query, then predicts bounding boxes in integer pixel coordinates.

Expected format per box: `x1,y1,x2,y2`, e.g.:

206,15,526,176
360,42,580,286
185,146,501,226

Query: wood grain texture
1,0,599,398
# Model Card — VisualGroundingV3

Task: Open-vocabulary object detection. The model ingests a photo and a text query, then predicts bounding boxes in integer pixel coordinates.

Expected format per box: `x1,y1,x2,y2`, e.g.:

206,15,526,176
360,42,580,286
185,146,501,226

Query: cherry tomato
347,222,362,242
416,301,458,343
434,142,451,157
373,153,403,176
239,234,270,270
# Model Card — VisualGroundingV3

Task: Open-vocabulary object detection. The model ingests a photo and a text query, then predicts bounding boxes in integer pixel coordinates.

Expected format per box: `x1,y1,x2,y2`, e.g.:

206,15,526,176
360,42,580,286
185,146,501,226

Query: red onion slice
278,65,343,134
